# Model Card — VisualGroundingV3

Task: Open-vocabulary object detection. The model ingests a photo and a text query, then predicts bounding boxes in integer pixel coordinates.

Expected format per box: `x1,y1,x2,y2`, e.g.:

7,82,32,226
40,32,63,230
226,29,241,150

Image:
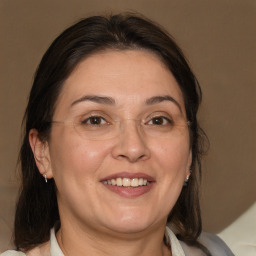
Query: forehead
54,49,185,116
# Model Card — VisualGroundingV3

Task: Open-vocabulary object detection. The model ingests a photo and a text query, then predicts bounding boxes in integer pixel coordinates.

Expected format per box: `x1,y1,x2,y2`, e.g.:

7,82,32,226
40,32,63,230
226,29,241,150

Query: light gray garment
179,231,235,256
1,227,235,256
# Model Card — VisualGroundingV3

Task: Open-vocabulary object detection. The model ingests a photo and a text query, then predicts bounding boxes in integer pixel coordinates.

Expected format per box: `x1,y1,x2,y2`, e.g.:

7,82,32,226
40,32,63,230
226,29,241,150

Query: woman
1,13,234,256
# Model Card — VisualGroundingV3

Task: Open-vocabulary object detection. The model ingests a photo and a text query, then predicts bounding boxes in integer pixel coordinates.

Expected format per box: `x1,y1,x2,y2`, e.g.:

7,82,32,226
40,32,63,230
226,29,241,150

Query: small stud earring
44,174,48,183
184,175,190,185
184,167,192,187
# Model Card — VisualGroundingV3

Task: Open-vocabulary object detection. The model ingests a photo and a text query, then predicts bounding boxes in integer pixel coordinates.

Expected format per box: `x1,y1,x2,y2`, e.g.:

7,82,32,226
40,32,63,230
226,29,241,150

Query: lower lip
102,183,154,198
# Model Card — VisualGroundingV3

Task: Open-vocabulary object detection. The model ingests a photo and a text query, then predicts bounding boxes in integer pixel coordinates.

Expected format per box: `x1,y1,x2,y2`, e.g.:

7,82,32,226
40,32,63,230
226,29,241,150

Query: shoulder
1,241,50,256
199,232,235,255
165,226,234,256
179,232,235,256
0,251,26,256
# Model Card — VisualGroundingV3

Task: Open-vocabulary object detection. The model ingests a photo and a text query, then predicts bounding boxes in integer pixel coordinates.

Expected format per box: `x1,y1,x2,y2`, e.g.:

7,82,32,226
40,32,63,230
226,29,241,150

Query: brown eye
82,116,107,125
148,116,171,125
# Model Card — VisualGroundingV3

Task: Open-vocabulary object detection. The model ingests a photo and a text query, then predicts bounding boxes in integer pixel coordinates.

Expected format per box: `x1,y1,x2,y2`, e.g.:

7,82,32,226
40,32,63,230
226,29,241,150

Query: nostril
112,142,150,163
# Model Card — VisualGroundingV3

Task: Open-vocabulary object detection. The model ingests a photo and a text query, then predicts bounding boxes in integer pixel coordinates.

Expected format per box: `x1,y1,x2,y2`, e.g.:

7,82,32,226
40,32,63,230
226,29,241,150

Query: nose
111,119,150,163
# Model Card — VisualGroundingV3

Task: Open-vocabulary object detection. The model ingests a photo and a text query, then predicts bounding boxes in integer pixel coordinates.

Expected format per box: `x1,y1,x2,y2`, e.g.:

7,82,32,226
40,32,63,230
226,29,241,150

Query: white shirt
218,202,256,256
1,226,234,256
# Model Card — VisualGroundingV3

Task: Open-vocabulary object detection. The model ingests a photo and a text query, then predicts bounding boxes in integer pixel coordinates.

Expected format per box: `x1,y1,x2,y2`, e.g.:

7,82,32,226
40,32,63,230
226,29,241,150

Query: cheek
153,137,190,171
151,137,190,195
49,130,111,181
141,138,190,220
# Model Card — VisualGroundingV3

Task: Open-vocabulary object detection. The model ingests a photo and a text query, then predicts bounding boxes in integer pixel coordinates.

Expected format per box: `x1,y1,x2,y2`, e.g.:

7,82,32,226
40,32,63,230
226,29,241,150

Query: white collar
50,228,64,256
49,226,185,256
165,226,185,256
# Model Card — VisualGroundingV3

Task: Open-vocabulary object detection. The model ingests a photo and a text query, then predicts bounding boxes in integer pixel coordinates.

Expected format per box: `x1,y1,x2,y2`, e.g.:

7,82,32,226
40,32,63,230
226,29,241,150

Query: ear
29,129,53,179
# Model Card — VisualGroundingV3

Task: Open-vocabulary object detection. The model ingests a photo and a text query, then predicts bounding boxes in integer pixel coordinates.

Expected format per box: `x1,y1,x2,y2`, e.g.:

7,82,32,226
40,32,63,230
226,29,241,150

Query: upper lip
100,172,155,182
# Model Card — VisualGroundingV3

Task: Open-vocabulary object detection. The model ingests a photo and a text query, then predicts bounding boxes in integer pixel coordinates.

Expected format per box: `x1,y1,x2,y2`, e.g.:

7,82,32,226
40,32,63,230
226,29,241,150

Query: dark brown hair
15,13,209,255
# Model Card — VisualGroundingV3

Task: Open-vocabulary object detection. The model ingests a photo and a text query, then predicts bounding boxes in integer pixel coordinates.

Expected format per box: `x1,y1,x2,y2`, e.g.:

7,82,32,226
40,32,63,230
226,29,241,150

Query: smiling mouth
102,177,150,188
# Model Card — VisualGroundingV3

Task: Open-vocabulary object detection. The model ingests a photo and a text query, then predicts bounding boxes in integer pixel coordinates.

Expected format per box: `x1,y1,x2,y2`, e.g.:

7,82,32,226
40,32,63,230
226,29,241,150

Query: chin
101,210,161,234
107,222,151,234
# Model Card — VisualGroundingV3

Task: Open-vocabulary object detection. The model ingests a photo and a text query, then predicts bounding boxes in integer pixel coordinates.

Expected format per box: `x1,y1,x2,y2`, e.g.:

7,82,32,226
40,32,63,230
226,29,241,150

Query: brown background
0,0,255,251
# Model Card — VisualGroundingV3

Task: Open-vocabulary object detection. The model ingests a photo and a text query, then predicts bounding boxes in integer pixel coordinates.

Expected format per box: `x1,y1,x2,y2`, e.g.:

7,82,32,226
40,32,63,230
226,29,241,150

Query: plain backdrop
0,0,255,251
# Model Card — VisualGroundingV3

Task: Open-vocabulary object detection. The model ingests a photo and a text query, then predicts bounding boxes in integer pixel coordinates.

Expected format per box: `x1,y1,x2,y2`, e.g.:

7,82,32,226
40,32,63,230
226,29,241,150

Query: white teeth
102,177,150,187
116,178,122,186
131,178,138,187
122,178,131,187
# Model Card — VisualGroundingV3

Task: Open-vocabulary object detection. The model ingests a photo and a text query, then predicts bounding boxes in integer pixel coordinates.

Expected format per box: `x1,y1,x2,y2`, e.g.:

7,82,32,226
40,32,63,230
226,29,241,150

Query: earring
44,174,48,183
183,167,192,187
184,175,189,186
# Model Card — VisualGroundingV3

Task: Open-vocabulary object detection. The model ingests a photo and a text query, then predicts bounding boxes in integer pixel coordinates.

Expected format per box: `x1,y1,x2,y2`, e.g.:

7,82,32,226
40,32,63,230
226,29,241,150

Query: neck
56,219,171,256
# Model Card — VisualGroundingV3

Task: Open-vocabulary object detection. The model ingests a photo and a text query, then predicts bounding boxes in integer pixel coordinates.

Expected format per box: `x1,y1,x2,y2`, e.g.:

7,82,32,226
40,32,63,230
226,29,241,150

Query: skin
30,50,192,256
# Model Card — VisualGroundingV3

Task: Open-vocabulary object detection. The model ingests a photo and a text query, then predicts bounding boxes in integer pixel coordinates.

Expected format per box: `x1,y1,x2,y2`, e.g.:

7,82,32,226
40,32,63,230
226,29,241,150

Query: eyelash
146,116,173,126
80,114,173,126
81,116,108,126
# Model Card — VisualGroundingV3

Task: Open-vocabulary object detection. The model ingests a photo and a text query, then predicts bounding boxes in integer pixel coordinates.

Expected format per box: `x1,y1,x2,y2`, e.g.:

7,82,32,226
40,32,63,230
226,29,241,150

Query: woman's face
40,50,191,235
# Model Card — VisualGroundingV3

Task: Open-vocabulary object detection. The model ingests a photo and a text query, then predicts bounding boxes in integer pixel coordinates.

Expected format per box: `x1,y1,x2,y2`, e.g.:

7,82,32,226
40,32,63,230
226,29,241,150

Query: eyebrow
71,95,115,107
146,95,182,112
71,94,182,112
